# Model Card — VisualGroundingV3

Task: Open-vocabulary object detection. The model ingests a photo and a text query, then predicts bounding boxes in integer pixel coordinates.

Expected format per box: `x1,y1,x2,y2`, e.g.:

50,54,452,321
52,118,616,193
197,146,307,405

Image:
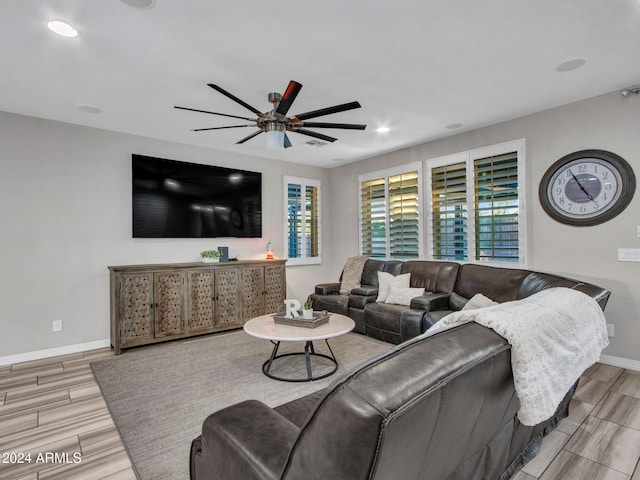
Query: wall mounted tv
132,154,262,238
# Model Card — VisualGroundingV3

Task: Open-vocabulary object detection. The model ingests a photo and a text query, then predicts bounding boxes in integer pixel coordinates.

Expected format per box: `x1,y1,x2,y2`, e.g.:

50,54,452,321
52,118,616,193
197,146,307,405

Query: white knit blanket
427,287,609,426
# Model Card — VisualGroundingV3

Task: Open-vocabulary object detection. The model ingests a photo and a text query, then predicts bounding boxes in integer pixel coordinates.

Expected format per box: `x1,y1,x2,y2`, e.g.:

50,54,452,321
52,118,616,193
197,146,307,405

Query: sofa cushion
385,286,425,306
455,264,529,302
376,272,410,302
401,260,460,292
339,255,369,293
311,294,349,315
462,293,498,311
449,292,469,310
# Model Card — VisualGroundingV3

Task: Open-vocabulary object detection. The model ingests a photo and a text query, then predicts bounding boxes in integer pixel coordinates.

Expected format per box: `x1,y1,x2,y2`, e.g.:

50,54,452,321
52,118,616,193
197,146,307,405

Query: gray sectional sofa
310,258,610,344
189,259,610,480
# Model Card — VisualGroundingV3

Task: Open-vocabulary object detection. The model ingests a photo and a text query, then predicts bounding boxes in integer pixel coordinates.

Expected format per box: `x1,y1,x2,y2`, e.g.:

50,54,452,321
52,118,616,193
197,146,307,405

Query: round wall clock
539,149,636,226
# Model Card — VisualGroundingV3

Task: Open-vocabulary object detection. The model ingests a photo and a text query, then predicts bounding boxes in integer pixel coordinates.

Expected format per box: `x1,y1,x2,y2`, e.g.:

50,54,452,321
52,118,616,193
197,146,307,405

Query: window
359,163,422,259
426,139,525,265
284,176,321,265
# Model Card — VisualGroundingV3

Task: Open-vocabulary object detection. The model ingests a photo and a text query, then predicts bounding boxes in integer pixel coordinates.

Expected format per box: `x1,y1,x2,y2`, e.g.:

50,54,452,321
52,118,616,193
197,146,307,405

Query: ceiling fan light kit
175,80,366,149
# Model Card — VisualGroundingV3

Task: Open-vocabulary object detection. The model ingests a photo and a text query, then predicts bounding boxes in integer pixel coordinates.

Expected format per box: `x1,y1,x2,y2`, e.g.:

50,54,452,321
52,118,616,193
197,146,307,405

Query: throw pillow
339,256,369,294
376,272,410,302
461,293,498,311
385,286,426,306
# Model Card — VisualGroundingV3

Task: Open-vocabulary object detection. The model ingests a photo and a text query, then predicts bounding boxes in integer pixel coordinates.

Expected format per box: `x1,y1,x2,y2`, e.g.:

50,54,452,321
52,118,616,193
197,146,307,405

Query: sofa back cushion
361,259,387,286
282,323,517,480
400,260,459,293
519,272,611,310
455,264,530,303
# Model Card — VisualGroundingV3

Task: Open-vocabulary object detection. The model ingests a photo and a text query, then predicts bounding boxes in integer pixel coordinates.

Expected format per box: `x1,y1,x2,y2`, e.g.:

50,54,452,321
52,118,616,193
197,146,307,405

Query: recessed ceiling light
47,19,79,38
445,123,463,130
376,127,390,133
76,104,102,114
119,0,157,9
555,58,586,72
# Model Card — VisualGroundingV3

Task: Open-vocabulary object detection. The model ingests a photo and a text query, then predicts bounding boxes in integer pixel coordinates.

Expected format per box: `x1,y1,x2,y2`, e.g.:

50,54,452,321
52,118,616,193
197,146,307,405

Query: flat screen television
132,154,262,238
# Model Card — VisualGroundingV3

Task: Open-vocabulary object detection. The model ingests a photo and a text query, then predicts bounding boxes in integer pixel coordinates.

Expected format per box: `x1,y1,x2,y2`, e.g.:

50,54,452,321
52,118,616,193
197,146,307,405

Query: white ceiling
1,0,639,167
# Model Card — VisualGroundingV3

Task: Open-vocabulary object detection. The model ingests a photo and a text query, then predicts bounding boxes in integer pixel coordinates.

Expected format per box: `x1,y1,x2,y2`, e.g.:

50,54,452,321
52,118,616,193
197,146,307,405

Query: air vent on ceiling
305,140,328,147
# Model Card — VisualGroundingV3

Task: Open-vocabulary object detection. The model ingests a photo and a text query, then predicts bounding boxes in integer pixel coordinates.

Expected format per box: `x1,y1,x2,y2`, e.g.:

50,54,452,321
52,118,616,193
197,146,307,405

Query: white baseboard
0,339,111,367
2,340,638,373
599,354,640,372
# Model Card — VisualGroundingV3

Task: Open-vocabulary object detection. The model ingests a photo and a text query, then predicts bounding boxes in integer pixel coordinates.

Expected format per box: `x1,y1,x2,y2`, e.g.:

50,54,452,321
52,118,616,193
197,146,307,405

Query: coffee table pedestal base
263,339,337,382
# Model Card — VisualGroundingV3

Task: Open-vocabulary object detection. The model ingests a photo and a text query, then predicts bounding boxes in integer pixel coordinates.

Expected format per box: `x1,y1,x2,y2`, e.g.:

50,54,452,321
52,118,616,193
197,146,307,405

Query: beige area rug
91,330,391,480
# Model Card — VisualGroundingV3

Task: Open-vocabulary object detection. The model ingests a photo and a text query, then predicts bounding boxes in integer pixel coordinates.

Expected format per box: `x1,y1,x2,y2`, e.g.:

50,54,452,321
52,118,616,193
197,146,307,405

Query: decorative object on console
174,80,366,149
217,246,228,262
266,240,274,259
539,149,636,226
200,249,221,263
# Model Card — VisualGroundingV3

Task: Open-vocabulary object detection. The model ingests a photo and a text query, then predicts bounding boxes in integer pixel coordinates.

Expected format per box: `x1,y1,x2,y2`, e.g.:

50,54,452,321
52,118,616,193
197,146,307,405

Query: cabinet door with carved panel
264,264,286,314
214,268,241,327
187,270,215,333
117,273,154,348
153,271,186,338
241,266,265,322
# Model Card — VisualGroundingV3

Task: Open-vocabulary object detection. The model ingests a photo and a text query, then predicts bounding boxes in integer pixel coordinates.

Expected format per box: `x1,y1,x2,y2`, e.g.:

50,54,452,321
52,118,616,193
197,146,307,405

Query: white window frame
425,139,526,266
283,175,321,266
358,161,424,260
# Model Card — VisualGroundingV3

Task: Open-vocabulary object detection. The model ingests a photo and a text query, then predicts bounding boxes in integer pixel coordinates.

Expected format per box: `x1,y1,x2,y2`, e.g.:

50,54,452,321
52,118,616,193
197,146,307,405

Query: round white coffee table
243,313,355,382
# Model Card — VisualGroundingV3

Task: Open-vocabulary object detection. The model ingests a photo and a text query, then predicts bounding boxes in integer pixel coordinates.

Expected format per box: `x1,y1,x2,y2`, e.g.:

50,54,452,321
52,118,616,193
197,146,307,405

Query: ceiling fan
174,80,366,149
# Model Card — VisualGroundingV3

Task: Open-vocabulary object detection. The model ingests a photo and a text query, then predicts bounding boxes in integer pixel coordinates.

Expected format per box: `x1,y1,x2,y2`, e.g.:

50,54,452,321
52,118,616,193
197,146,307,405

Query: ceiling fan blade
293,101,361,121
299,121,367,130
192,124,255,132
236,129,264,145
284,133,292,149
275,80,302,116
208,84,264,117
292,128,338,143
174,106,257,122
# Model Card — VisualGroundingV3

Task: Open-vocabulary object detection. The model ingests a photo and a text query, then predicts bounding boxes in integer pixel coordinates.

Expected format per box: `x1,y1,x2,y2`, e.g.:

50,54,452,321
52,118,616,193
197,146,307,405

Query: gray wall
0,111,332,358
329,91,640,362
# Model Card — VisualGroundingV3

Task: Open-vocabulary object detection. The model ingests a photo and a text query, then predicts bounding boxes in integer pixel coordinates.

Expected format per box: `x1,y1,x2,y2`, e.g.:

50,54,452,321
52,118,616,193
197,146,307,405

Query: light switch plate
618,248,640,262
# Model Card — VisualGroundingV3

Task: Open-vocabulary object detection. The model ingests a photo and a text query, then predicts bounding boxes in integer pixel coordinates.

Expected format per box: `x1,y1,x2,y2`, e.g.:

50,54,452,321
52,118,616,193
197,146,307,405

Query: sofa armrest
197,400,298,480
350,285,378,296
315,282,341,295
410,292,451,311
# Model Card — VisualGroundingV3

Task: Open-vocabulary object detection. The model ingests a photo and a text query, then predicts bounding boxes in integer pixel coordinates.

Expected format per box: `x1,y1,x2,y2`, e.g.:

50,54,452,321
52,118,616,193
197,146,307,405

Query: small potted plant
302,296,314,319
200,249,222,263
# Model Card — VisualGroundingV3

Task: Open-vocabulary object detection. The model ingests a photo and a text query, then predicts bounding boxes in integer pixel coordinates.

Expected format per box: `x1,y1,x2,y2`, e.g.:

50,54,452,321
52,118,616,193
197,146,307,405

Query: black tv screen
132,154,262,238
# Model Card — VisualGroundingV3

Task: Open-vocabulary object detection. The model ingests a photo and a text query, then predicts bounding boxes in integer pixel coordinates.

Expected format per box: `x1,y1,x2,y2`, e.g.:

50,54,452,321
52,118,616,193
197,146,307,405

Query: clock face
539,150,635,226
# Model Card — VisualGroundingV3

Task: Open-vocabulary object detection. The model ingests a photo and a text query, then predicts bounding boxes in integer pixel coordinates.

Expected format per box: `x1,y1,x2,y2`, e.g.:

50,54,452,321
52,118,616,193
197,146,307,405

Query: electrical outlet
607,323,614,338
52,319,63,332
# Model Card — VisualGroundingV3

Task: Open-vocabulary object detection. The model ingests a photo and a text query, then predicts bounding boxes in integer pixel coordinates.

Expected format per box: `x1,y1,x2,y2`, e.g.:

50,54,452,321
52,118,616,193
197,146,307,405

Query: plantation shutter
360,178,387,258
430,162,468,260
285,176,321,264
287,183,303,259
388,171,420,259
305,184,319,258
474,152,519,262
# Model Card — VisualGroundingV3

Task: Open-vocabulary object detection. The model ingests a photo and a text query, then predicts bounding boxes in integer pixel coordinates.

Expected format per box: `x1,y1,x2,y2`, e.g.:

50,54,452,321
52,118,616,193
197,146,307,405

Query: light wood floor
1,348,639,480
